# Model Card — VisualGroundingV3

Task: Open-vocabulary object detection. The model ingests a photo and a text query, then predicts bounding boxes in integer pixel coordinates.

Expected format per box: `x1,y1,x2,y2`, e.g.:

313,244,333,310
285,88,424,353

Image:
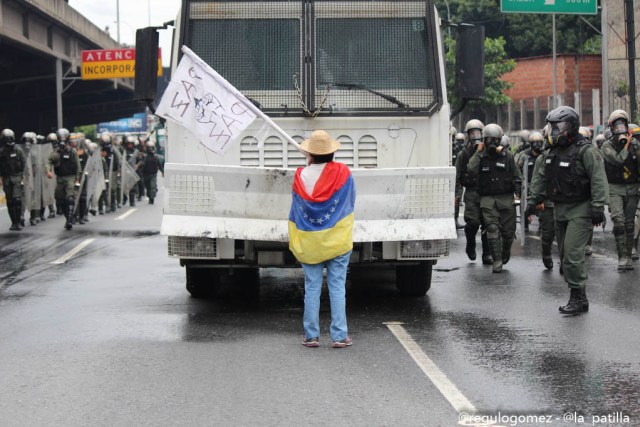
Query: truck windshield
184,1,440,115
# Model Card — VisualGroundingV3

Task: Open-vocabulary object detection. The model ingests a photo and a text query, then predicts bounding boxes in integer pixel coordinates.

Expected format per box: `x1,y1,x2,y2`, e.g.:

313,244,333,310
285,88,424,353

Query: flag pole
181,46,305,155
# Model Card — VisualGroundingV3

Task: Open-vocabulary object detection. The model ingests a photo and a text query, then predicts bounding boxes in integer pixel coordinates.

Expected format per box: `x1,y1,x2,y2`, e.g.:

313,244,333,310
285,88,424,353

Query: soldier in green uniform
452,132,466,229
518,131,556,269
0,129,26,231
137,141,163,204
455,119,492,265
527,106,608,314
47,129,81,230
601,110,640,271
468,123,521,273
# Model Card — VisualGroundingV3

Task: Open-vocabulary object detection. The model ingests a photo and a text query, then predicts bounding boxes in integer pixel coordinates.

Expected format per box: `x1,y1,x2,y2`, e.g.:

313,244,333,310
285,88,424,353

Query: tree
73,124,97,141
436,0,601,58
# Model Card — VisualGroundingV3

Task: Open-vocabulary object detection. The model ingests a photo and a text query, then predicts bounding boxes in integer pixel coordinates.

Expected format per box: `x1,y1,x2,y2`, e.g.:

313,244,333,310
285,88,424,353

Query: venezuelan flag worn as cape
288,161,355,265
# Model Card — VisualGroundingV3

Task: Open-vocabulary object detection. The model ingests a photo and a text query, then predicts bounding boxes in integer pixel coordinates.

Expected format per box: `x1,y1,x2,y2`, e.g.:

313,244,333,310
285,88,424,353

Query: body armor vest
544,142,591,203
604,142,639,184
460,149,477,188
54,150,78,177
478,152,515,196
0,148,24,176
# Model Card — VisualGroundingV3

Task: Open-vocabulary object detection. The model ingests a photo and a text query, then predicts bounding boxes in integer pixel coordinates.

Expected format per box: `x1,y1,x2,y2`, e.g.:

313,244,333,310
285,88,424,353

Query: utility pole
601,1,609,123
625,0,637,120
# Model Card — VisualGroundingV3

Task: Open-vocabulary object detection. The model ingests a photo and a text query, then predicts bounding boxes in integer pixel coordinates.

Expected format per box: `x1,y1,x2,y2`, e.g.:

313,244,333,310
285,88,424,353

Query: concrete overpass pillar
56,58,63,128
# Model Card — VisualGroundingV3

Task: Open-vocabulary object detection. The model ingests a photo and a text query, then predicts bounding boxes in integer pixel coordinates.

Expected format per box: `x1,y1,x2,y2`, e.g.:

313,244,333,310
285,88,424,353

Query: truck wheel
396,262,433,297
186,266,211,298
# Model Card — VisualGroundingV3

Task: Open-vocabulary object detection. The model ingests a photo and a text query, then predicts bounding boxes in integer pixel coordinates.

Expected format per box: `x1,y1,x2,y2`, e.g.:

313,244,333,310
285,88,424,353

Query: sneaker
332,336,352,348
302,337,320,348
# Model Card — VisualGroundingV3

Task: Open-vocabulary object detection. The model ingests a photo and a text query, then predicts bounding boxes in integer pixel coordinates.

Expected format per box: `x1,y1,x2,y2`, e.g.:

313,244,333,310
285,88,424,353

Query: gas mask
467,129,482,143
531,140,543,154
485,137,500,155
611,119,629,144
550,121,572,146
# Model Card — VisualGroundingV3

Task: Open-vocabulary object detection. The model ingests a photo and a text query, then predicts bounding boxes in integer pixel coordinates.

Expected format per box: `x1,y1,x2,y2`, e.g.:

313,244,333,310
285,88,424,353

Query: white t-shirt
300,163,327,195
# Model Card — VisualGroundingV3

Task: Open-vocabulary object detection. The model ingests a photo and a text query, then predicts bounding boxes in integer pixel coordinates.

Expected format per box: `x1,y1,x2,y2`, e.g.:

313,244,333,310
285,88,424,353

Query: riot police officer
99,133,120,213
594,133,606,150
47,129,81,230
137,141,163,204
452,132,466,229
124,136,139,207
468,124,522,273
520,132,555,269
601,110,640,271
455,119,492,264
527,106,608,314
0,129,26,231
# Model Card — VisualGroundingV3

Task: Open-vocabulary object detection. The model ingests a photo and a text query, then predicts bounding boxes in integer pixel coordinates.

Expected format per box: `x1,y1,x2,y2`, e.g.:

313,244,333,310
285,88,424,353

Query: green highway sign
501,0,598,15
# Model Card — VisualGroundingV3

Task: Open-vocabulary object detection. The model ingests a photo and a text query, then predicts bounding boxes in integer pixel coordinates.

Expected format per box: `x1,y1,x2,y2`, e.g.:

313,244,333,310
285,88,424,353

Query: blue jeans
302,251,351,342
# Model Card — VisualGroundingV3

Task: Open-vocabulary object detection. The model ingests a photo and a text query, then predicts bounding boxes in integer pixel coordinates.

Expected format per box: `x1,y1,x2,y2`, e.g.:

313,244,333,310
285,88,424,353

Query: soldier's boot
47,205,56,219
633,236,640,261
78,199,87,225
8,203,20,231
580,287,589,312
464,225,477,261
615,233,627,271
64,200,73,230
110,197,117,212
626,233,635,270
490,238,503,273
130,191,136,207
481,233,493,265
30,209,39,226
541,241,554,270
149,197,154,205
559,288,587,314
39,207,47,221
501,238,513,265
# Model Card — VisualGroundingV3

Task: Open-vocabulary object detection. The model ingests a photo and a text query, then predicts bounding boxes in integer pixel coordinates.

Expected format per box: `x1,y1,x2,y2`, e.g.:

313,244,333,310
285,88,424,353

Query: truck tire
396,262,433,297
186,266,212,298
186,266,260,298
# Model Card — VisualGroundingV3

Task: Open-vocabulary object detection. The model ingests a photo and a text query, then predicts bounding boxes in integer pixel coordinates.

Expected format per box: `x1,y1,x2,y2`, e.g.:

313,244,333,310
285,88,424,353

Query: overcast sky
68,0,181,66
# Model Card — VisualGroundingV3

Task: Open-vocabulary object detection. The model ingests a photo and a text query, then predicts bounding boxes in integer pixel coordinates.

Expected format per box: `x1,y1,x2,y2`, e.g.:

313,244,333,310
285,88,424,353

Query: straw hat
300,130,341,155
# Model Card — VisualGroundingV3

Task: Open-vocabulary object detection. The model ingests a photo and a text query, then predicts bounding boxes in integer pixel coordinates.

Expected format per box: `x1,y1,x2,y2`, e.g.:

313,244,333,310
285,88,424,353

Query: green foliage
73,124,97,141
445,35,515,110
436,0,601,58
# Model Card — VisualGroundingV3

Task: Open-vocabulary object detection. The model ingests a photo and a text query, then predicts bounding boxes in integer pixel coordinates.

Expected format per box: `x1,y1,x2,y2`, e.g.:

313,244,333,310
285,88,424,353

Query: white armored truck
135,0,482,297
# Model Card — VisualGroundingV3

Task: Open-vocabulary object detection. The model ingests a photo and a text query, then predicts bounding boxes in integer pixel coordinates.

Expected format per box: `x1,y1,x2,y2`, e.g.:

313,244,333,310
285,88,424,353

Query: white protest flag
156,46,260,155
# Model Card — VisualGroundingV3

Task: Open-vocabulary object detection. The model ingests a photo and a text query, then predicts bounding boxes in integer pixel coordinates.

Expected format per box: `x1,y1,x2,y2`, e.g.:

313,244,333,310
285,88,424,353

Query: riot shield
84,151,106,210
19,145,36,211
41,144,56,207
519,154,529,246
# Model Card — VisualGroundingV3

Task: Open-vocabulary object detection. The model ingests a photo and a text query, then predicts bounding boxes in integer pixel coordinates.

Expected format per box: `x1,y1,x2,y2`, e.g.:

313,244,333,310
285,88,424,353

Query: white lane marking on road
114,209,136,221
50,238,95,265
384,322,476,413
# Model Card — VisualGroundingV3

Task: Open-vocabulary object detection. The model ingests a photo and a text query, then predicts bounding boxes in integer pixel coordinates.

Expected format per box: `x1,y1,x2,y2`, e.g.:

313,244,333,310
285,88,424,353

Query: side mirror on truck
455,25,485,101
451,25,485,119
134,27,160,110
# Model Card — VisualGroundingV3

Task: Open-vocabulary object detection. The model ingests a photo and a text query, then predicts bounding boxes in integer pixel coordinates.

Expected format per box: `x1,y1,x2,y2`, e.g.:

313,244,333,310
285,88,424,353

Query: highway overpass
0,0,148,136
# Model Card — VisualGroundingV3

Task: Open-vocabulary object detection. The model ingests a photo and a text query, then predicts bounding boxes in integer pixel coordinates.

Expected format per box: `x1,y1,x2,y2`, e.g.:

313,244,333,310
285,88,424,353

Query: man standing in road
527,106,608,314
137,141,163,205
468,123,521,273
47,129,81,230
601,110,640,271
0,129,26,231
288,130,355,349
455,119,493,265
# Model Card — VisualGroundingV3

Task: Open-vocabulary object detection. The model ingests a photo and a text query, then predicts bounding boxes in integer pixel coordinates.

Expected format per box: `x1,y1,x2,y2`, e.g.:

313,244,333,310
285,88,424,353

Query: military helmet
465,119,485,142
519,129,531,143
20,132,37,144
99,132,112,145
46,133,58,143
56,128,70,143
500,135,511,148
630,124,640,137
1,129,16,144
482,123,504,139
450,126,457,136
125,135,137,146
454,133,465,142
608,109,630,125
578,126,592,140
546,106,580,138
609,110,630,136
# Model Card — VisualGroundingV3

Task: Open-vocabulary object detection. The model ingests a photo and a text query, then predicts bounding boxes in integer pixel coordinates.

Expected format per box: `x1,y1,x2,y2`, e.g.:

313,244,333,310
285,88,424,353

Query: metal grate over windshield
185,1,440,116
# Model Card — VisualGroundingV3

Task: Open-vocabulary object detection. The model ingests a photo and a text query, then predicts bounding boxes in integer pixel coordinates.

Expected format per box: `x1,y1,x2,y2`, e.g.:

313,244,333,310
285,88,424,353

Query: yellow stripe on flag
288,213,354,265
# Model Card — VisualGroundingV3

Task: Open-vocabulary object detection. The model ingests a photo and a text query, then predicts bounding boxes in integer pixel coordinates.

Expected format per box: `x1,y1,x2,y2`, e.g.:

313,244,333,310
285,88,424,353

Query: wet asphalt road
0,187,639,426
